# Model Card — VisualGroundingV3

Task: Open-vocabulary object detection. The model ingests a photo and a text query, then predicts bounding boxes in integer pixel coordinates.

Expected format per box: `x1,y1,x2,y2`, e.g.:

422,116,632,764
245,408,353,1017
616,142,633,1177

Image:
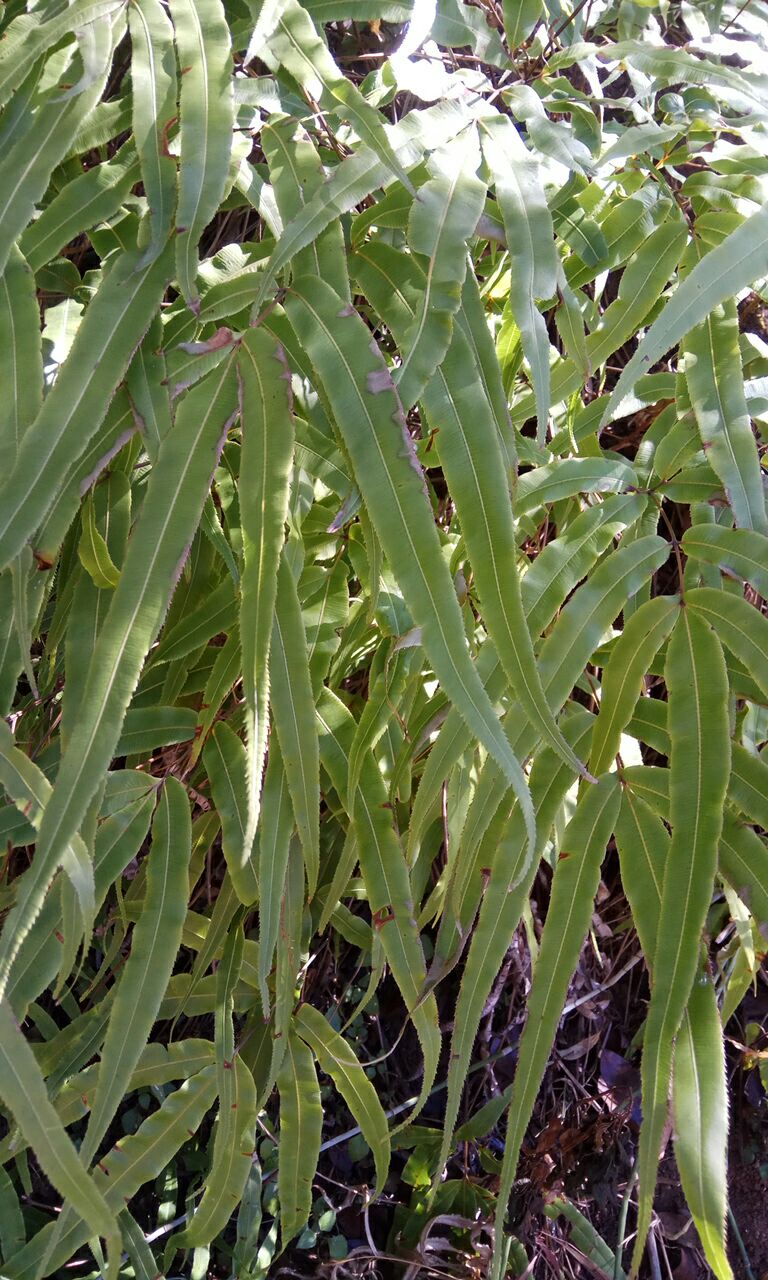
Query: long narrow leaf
490,776,621,1280
632,608,730,1274
286,277,537,851
237,329,295,864
170,0,234,307
0,357,238,998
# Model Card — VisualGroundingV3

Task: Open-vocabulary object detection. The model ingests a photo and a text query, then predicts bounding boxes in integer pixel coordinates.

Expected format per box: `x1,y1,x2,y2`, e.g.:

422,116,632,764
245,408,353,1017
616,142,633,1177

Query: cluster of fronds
0,0,766,1276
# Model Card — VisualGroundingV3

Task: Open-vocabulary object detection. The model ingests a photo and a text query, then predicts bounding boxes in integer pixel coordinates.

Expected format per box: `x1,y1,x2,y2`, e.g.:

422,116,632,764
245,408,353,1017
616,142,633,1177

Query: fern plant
0,0,766,1276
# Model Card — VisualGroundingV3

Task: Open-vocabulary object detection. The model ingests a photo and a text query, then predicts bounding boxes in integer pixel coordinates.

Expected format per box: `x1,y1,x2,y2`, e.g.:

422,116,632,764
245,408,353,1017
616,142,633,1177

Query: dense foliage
0,0,766,1275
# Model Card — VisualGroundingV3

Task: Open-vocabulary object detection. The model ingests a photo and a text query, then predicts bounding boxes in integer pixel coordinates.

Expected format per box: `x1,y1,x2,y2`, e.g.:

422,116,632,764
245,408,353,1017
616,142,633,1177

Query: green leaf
544,1199,624,1279
457,269,517,470
718,818,768,939
632,608,730,1275
63,473,132,749
523,218,688,429
0,356,238,999
514,457,636,516
170,0,234,307
20,145,140,274
8,1068,218,1280
261,115,348,295
128,0,178,263
479,113,557,444
673,975,732,1280
615,792,732,1280
352,240,590,780
0,999,119,1254
115,706,197,756
728,744,768,833
0,1164,24,1260
257,740,294,1013
0,68,114,280
0,248,42,473
271,552,320,897
40,779,193,1264
78,491,120,589
286,276,536,853
34,388,140,568
0,719,95,971
615,787,668,961
590,596,678,775
681,525,768,597
437,710,596,1184
8,787,156,1017
503,0,544,48
0,0,122,109
407,497,650,862
153,575,236,664
191,626,241,765
237,328,295,865
684,300,767,534
686,586,768,700
294,1003,390,1197
260,0,414,195
491,775,621,1280
316,688,441,1123
126,316,173,461
182,927,256,1246
603,201,768,423
205,722,260,905
249,98,470,314
395,127,486,410
276,1030,323,1245
0,243,173,573
81,779,191,1162
120,1211,162,1280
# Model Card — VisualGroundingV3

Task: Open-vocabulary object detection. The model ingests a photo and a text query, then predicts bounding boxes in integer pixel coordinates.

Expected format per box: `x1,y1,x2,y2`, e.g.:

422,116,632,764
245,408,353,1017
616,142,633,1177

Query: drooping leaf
684,299,768,534
395,127,486,410
286,276,536,852
673,975,732,1280
590,596,678,775
8,1068,218,1280
181,926,256,1247
0,999,119,1257
682,525,768,597
170,0,234,307
294,1003,390,1197
437,710,596,1184
316,688,441,1122
128,0,177,263
271,552,320,897
490,775,621,1280
257,740,294,1013
0,356,238,998
479,112,558,444
0,243,173,572
353,240,590,780
205,722,260,905
276,1030,323,1245
80,778,191,1162
237,328,295,867
615,790,732,1279
632,608,730,1274
603,201,768,422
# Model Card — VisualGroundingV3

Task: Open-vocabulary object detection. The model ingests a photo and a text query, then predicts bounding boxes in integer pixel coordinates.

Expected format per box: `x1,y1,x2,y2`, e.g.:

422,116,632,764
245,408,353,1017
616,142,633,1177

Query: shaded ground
270,862,768,1279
